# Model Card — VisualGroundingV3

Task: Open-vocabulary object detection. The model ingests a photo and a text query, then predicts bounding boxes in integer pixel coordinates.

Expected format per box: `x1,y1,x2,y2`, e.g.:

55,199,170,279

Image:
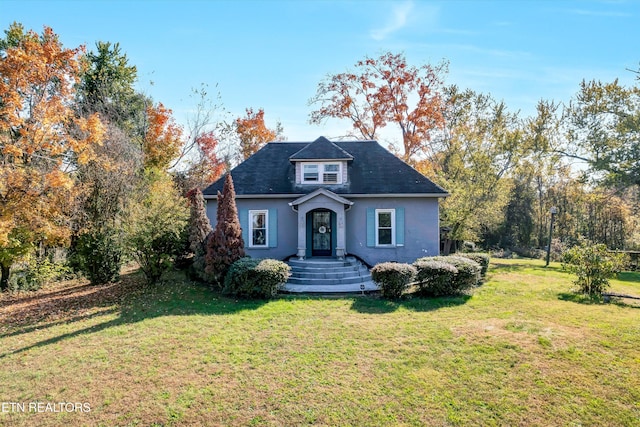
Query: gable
289,188,354,207
289,136,353,161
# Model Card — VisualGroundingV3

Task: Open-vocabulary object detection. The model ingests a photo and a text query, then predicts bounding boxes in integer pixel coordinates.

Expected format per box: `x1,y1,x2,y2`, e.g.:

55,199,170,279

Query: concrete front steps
283,257,379,293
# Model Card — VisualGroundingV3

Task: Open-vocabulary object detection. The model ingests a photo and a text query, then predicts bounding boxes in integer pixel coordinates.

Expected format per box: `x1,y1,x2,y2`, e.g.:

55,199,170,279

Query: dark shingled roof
289,136,354,161
203,138,448,197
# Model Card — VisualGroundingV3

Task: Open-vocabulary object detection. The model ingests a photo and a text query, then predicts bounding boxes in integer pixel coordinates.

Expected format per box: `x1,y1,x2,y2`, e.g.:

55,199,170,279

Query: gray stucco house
203,137,448,278
203,137,448,292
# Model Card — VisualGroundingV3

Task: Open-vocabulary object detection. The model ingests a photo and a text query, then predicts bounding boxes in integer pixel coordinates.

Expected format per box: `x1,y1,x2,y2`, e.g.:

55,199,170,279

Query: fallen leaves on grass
0,270,145,335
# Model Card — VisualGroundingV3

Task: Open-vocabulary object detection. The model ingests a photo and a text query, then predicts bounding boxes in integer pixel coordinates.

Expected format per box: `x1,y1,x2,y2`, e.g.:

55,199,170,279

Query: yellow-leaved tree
0,23,104,289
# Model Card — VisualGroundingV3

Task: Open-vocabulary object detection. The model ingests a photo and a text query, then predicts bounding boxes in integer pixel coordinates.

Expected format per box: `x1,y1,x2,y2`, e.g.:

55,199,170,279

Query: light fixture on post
545,206,558,267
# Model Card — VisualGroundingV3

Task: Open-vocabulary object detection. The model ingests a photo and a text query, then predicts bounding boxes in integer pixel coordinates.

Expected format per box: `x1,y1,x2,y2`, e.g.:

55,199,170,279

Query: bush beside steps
223,257,290,299
370,262,417,300
371,253,488,300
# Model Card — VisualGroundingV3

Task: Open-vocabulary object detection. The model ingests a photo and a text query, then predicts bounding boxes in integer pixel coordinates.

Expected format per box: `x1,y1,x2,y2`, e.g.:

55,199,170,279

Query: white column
296,209,306,259
336,207,346,259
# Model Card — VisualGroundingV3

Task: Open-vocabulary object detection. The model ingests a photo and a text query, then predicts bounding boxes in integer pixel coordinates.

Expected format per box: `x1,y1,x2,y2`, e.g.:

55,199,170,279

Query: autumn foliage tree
143,102,183,170
205,174,245,288
309,52,448,162
0,23,104,289
193,130,226,185
236,108,282,159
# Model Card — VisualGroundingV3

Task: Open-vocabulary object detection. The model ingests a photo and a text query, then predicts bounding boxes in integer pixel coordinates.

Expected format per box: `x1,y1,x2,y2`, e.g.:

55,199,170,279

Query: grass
0,259,639,426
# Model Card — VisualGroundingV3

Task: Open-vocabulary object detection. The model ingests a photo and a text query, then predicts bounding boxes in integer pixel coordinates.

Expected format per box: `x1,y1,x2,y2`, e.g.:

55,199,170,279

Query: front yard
1,259,638,426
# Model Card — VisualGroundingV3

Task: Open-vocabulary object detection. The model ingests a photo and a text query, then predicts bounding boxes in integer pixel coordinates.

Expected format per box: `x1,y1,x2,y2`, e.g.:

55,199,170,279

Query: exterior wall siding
206,198,298,260
345,197,440,265
295,162,301,184
206,196,440,265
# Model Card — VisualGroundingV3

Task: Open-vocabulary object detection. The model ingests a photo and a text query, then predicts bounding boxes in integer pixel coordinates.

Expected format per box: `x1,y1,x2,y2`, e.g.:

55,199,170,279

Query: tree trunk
442,239,452,255
0,263,10,291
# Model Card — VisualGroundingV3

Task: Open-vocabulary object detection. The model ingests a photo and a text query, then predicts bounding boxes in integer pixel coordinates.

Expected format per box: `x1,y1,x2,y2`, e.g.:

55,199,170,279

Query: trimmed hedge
416,256,481,295
223,257,290,299
371,262,417,300
413,259,458,296
457,253,490,277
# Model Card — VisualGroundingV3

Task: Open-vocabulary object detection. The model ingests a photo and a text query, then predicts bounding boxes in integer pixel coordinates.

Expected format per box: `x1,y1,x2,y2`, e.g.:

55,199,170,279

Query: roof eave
203,192,449,200
347,193,450,198
289,158,353,162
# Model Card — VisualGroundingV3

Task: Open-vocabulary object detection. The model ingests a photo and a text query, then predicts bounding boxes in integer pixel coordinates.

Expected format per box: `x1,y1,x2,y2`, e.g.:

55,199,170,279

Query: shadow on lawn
0,269,268,359
557,292,640,309
349,293,472,314
488,259,565,274
617,271,640,283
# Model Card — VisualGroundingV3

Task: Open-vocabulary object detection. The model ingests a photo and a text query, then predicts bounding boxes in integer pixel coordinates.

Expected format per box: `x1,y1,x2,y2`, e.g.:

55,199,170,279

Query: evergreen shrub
73,229,123,285
457,253,490,277
370,262,416,299
223,258,290,299
417,256,481,293
413,259,458,296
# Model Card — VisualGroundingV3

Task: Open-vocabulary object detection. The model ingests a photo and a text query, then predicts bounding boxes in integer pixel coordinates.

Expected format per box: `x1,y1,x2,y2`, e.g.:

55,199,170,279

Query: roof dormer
290,136,353,186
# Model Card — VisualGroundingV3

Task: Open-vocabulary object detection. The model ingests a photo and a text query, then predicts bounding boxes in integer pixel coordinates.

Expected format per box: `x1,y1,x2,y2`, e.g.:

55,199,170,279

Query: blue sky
3,0,639,142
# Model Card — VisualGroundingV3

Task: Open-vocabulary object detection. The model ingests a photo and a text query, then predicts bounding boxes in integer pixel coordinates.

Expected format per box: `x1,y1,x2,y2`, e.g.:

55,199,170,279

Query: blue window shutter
268,209,278,248
239,208,248,247
396,207,405,246
366,208,375,247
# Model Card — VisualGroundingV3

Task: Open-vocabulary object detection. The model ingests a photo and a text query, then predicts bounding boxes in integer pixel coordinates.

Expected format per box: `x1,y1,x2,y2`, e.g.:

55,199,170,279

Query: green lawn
1,259,638,426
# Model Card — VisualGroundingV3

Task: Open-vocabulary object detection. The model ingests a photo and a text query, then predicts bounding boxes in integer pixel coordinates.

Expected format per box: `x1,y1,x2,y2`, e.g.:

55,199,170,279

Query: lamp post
545,206,558,267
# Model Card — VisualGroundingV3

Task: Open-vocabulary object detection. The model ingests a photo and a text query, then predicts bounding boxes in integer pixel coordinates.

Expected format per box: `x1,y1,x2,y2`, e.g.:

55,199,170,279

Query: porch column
296,208,306,259
336,208,346,260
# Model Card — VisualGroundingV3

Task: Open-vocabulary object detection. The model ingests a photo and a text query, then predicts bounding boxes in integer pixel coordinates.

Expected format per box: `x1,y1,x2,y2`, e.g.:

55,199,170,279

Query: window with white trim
249,210,268,247
301,162,342,184
323,164,339,183
303,164,319,182
375,209,395,246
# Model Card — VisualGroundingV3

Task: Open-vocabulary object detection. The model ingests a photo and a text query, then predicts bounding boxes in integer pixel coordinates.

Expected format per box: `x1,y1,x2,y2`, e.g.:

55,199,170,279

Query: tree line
308,52,640,255
1,23,638,290
0,23,281,289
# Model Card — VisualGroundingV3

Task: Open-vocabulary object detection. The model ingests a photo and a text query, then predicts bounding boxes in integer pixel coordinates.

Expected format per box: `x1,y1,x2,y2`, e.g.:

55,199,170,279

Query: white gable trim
288,188,354,208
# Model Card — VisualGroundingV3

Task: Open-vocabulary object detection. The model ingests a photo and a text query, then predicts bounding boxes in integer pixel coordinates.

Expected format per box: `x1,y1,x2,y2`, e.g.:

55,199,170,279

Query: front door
311,210,332,256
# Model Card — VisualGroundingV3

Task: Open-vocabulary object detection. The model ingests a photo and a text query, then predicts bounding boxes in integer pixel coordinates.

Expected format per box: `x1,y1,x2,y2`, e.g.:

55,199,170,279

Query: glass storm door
312,210,332,256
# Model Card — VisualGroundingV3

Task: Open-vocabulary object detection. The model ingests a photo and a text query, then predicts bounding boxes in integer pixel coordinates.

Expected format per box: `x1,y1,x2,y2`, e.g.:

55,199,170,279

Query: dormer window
303,164,319,182
302,162,342,184
323,164,339,183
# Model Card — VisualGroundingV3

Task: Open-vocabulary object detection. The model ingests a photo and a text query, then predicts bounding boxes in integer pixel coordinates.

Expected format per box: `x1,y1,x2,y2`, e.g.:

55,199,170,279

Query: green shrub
73,229,123,285
413,259,458,296
420,256,481,291
562,243,628,297
223,258,290,299
9,257,72,292
457,253,490,277
370,262,417,300
125,171,189,284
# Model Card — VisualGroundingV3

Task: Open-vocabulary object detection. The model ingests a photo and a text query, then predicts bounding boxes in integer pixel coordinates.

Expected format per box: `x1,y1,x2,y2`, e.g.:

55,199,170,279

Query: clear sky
3,0,639,142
